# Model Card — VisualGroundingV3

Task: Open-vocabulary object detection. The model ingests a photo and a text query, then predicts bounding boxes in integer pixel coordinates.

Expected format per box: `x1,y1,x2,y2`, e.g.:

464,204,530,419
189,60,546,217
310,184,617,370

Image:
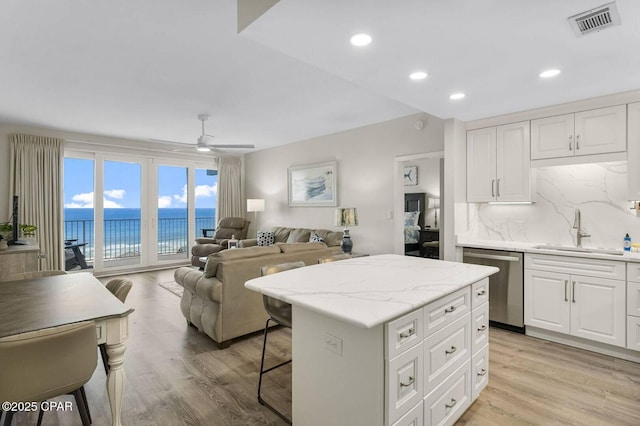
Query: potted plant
0,222,37,239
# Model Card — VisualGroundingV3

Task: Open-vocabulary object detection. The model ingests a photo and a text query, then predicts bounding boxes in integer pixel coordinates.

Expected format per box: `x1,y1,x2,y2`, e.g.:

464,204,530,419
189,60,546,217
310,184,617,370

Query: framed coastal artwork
404,165,418,186
288,161,337,207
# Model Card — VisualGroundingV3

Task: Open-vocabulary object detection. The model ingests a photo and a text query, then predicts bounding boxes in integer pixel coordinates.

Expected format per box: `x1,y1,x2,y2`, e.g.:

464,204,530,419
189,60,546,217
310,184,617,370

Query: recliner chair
190,217,251,267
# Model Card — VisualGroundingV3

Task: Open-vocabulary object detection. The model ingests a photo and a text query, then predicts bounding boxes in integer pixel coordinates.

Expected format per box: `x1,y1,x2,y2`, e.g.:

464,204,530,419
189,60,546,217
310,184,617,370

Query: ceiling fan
152,114,255,152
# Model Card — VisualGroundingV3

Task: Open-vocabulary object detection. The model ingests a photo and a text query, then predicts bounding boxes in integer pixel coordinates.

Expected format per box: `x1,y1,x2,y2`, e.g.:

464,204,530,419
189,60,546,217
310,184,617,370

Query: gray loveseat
174,240,342,348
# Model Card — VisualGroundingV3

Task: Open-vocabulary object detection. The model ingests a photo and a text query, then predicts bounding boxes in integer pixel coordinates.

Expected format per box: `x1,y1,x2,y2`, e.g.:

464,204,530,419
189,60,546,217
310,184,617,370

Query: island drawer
423,314,470,392
423,362,471,426
472,303,489,354
424,287,471,337
386,308,424,360
471,346,489,400
386,342,424,426
391,400,423,426
471,278,489,309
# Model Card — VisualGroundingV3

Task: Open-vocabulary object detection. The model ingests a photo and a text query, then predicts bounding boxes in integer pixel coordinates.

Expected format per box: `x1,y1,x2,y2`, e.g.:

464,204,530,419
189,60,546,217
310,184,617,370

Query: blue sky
64,158,217,209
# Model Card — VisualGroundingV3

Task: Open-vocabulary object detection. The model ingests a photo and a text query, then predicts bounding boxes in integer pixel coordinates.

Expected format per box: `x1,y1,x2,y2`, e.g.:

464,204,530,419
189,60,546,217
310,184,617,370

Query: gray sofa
174,240,342,348
240,226,344,249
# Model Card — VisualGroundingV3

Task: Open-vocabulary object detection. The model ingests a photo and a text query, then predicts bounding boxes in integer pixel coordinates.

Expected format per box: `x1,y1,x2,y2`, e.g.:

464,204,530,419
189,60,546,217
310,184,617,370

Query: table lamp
430,197,440,228
334,207,358,253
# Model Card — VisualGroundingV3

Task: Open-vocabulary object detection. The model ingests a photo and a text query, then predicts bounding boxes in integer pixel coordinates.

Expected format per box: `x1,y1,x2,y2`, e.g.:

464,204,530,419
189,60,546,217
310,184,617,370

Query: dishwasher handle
463,252,521,262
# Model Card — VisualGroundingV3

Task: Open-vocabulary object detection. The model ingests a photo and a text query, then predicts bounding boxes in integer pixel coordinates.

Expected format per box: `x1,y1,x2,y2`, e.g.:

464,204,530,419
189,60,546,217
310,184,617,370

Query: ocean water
64,208,215,260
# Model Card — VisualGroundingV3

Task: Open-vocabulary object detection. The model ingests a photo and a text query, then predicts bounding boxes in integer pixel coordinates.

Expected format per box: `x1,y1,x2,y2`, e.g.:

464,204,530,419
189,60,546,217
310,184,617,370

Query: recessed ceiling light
409,71,428,80
539,69,561,78
449,93,465,100
350,33,372,47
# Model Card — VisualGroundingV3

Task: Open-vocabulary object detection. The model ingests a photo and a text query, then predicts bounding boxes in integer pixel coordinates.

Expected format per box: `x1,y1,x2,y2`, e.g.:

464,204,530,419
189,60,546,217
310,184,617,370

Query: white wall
244,112,444,255
0,123,215,219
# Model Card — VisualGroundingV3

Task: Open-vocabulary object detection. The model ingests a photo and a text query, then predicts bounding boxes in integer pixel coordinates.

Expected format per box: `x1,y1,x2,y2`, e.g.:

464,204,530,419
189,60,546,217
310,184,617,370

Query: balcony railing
64,216,215,262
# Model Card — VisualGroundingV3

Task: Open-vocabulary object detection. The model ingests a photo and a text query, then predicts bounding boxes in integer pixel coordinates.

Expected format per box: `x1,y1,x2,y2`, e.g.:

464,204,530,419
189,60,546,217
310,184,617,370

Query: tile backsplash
468,161,639,249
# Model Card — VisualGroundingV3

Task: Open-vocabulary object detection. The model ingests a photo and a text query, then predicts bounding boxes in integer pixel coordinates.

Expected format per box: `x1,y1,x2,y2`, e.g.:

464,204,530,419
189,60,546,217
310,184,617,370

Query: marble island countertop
457,237,640,262
245,254,498,329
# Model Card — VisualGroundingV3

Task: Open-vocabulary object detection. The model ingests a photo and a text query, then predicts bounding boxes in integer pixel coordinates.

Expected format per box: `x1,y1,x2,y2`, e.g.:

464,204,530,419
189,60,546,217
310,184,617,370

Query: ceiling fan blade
209,144,255,149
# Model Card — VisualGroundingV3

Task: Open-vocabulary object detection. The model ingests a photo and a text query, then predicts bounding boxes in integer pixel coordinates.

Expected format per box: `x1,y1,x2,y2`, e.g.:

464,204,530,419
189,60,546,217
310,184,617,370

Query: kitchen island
245,254,498,426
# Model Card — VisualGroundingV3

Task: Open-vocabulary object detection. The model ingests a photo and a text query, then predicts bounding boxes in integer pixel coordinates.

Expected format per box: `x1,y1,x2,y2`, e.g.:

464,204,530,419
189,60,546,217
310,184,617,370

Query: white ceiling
1,0,638,152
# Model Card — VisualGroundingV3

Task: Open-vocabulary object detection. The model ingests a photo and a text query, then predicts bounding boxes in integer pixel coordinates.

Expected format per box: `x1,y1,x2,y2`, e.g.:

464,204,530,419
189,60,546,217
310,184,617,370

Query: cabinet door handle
445,345,457,355
477,324,487,332
572,281,576,303
399,327,415,339
445,305,456,314
445,398,457,409
491,179,495,197
477,289,486,296
478,368,487,377
569,135,573,151
564,280,568,302
400,376,415,388
576,134,580,150
496,179,501,197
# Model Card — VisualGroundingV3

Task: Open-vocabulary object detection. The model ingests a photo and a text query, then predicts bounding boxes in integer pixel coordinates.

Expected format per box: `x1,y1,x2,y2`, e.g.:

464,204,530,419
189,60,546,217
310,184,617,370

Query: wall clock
404,166,418,186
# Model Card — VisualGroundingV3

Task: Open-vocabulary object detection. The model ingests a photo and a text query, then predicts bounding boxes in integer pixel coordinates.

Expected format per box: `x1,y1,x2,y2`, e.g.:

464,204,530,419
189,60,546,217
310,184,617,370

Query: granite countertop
245,254,498,329
457,238,640,262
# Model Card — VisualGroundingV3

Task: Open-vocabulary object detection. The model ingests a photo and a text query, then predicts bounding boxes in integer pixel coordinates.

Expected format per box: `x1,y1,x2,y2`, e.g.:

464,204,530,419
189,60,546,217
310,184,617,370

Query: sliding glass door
156,164,189,262
64,150,216,273
102,159,143,268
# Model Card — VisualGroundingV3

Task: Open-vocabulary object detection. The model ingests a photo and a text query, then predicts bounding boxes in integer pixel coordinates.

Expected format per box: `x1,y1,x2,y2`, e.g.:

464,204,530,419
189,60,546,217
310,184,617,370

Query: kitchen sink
532,244,624,256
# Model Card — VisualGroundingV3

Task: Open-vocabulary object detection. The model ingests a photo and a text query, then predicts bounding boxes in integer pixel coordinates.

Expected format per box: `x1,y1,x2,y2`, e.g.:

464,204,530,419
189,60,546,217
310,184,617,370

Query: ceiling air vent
568,1,621,37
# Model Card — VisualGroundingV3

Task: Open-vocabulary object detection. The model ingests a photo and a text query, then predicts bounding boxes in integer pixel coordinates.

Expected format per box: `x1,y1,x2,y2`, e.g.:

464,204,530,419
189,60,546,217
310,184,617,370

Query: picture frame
404,166,418,186
288,161,337,207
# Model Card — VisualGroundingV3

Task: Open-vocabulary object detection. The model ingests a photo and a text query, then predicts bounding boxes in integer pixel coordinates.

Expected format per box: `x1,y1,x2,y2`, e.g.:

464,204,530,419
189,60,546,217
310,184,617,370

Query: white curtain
9,134,64,270
215,156,244,221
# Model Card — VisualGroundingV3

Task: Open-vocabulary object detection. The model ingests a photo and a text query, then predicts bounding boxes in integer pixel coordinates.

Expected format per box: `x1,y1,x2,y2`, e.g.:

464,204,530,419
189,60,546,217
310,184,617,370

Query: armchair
191,217,251,267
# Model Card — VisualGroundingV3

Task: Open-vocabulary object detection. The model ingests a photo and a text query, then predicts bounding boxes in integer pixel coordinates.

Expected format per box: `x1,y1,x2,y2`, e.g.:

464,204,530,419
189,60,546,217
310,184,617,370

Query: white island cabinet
245,254,498,426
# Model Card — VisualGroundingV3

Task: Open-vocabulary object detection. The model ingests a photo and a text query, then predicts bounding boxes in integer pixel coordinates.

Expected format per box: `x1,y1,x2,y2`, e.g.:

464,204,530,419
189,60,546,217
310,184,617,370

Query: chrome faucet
573,209,591,247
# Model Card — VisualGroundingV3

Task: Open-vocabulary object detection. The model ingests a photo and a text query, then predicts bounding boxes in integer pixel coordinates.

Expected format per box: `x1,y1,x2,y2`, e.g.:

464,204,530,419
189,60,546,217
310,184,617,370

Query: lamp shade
247,199,265,212
334,208,358,227
430,197,440,208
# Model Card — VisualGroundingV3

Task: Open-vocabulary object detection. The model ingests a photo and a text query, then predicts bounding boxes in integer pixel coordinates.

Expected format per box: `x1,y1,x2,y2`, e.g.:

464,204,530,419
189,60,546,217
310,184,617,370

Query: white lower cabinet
471,346,489,400
387,342,424,425
626,267,640,351
471,303,489,354
384,282,488,425
627,317,640,352
392,401,423,426
525,254,626,348
423,314,470,390
423,362,472,426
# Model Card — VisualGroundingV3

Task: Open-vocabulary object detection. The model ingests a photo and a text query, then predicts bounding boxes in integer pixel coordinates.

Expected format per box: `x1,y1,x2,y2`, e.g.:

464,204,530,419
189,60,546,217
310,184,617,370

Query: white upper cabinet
529,113,574,160
467,121,532,203
466,127,496,202
627,102,640,200
496,121,532,202
531,105,626,161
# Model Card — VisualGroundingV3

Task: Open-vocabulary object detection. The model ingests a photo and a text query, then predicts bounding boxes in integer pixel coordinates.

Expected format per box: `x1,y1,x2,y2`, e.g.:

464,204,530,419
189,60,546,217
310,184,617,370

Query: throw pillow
404,211,420,227
257,231,275,246
309,232,325,243
286,228,311,243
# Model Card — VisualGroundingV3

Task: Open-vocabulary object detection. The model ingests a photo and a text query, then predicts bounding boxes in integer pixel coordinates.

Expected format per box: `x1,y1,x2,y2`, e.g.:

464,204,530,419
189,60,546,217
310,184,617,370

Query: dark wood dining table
0,272,133,426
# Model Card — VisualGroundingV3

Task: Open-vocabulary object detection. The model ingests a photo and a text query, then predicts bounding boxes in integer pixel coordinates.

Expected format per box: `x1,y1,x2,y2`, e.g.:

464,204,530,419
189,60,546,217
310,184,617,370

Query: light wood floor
7,269,640,425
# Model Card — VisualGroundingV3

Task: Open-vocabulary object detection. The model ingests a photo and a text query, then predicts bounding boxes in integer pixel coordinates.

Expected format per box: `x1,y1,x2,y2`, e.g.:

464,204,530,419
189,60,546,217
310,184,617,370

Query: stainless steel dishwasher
463,247,524,332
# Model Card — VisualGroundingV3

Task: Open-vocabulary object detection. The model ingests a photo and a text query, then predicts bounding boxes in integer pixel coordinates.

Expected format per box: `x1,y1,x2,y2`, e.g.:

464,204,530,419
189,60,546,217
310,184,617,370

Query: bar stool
257,261,305,425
